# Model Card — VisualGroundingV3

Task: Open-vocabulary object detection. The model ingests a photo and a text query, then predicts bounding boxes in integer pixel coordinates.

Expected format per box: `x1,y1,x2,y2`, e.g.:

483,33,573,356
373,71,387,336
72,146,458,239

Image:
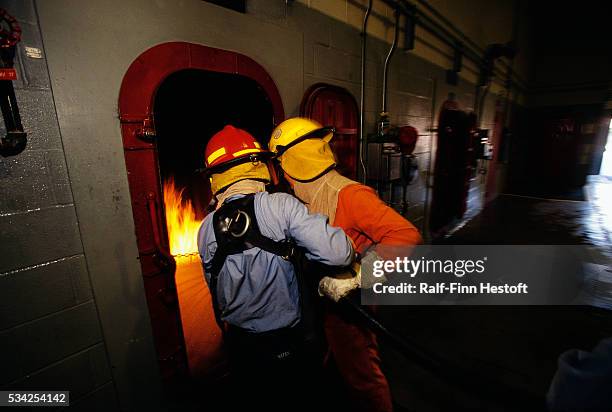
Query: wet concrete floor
380,176,612,411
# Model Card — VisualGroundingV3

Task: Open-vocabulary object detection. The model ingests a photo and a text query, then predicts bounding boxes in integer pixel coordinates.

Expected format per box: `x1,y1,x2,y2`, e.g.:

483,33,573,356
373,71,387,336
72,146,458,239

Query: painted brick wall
248,0,503,235
0,1,117,410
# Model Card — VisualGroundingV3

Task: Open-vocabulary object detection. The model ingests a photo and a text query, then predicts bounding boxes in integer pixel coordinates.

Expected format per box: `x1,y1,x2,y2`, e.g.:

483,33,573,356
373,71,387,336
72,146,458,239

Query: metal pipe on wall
359,0,373,183
423,77,437,241
503,0,521,129
381,0,485,69
476,84,489,128
388,0,521,91
415,0,485,55
416,0,524,89
382,9,400,114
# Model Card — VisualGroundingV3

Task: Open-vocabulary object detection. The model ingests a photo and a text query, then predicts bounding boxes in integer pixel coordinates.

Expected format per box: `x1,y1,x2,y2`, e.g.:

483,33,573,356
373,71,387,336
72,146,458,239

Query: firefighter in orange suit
269,118,423,412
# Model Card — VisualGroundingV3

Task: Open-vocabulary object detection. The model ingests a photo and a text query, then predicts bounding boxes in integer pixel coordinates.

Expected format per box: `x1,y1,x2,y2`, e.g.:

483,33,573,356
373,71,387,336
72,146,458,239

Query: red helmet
204,125,270,173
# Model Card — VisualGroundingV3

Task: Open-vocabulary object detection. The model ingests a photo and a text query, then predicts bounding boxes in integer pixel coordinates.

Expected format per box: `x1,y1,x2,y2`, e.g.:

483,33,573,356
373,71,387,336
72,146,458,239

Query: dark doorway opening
155,69,275,216
153,68,275,378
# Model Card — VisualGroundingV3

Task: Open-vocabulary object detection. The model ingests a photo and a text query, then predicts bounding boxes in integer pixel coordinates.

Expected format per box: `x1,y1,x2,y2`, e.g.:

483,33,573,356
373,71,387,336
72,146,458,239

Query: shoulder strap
240,195,296,259
208,195,255,330
207,194,298,330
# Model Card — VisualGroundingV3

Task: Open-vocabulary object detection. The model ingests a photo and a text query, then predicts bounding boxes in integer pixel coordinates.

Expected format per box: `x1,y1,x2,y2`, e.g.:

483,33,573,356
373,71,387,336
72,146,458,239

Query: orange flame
163,178,224,376
163,178,203,257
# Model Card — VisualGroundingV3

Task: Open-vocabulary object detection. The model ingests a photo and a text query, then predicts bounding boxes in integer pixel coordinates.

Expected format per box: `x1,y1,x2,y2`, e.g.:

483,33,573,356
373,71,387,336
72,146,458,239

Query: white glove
318,270,361,302
360,249,387,289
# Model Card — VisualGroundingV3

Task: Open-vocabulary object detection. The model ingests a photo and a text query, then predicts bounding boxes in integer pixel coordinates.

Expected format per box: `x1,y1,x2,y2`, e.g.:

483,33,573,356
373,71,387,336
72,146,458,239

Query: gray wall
255,0,497,231
0,1,121,410
1,0,504,410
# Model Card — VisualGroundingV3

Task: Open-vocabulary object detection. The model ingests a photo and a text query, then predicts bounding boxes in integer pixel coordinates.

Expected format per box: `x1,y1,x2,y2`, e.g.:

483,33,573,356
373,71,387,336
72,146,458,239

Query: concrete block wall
248,0,506,234
0,1,118,409
0,0,515,409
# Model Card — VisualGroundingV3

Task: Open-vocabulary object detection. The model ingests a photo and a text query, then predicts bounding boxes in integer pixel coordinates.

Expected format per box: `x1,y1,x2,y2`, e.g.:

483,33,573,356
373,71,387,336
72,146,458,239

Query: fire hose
336,293,544,409
314,254,542,407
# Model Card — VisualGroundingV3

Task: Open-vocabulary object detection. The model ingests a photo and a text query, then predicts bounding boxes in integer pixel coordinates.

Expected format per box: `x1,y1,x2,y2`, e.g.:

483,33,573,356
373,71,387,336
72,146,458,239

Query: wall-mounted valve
0,8,26,157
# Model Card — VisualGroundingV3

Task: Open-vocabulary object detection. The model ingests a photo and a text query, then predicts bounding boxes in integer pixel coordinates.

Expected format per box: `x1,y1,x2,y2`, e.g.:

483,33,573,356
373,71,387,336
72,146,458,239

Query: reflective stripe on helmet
204,125,271,171
207,147,227,166
233,148,263,158
204,152,271,175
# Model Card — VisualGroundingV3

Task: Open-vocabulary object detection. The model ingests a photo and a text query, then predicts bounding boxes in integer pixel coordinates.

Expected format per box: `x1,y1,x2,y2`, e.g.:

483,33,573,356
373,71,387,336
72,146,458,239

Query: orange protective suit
268,117,423,411
327,183,422,412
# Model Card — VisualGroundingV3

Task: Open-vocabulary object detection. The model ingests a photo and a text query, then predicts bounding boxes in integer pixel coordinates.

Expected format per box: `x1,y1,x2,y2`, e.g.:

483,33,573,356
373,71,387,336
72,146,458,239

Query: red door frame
117,42,284,381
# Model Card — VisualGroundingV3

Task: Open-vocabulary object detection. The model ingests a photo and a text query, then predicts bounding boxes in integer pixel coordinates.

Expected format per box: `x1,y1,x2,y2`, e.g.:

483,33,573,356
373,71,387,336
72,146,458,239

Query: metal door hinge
135,117,156,141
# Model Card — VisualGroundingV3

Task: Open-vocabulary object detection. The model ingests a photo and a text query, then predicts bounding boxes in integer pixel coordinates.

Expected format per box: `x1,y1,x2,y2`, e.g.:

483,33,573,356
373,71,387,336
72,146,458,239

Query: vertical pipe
382,9,400,113
403,7,416,52
503,0,520,129
423,78,436,241
359,0,373,183
476,84,489,128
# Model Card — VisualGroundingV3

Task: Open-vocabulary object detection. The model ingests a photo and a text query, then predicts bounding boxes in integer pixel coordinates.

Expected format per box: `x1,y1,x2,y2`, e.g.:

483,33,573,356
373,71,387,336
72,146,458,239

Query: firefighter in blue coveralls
197,125,354,408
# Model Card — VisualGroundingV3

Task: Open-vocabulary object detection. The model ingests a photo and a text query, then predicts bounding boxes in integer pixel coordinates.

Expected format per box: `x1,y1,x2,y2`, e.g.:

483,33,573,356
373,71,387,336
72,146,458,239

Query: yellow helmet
269,117,336,181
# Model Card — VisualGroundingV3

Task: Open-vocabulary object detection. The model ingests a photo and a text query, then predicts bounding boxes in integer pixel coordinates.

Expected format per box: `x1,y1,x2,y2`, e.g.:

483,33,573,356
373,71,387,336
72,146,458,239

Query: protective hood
210,161,270,195
215,179,266,209
292,169,356,225
280,138,336,182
